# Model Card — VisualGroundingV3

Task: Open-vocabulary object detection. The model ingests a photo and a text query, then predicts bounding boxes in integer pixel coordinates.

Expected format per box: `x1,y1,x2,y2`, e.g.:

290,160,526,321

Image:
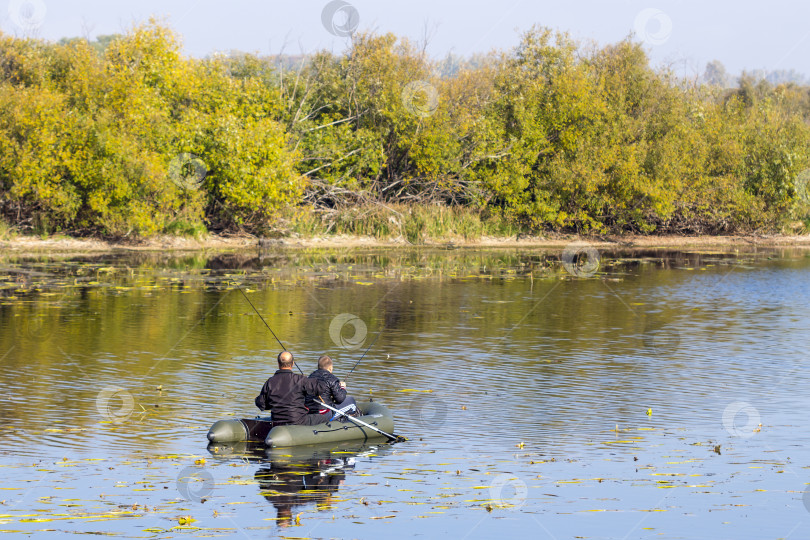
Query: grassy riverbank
2,200,810,253
2,227,810,254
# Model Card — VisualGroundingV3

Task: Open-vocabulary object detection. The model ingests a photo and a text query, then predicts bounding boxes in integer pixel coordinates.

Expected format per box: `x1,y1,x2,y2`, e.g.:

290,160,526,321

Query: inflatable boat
207,401,394,448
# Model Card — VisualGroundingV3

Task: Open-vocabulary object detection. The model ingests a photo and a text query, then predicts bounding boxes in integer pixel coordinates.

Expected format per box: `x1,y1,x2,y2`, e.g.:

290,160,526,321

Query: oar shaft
315,400,399,442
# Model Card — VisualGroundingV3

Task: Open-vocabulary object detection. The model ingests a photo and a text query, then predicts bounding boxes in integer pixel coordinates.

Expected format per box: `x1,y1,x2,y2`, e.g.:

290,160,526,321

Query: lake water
1,245,809,539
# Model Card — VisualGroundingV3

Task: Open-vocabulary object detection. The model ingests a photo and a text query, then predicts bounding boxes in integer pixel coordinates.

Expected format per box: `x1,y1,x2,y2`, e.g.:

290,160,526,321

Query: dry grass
283,203,519,244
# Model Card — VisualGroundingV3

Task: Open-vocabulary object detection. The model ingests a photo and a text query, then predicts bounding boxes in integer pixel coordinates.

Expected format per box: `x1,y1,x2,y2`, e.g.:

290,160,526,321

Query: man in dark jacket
305,355,359,419
255,351,331,426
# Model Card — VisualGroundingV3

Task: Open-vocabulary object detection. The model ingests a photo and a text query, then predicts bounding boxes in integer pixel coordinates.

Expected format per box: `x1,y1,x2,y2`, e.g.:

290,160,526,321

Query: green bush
0,21,302,237
0,22,807,238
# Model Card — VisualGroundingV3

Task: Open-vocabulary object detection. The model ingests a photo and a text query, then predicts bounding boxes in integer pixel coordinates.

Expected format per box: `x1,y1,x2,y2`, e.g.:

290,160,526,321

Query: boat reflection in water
208,439,389,527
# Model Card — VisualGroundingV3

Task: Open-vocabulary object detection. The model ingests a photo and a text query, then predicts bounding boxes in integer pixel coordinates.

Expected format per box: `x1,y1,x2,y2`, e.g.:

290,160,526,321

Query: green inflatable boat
207,401,395,448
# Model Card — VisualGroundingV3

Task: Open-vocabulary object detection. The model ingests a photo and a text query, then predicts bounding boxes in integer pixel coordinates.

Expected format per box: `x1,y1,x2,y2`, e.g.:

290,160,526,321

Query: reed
283,204,519,243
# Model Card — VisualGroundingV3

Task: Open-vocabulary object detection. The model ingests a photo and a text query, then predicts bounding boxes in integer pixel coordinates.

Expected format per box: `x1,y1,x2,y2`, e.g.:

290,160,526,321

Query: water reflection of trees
0,247,804,432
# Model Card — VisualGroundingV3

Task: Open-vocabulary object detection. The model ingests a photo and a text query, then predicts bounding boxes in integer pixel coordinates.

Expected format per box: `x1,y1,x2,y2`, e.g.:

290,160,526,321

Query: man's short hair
278,351,294,368
318,355,333,370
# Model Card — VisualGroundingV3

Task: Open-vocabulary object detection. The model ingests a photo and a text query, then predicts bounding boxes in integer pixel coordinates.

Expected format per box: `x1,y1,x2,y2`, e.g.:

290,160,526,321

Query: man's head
318,355,333,372
277,351,294,369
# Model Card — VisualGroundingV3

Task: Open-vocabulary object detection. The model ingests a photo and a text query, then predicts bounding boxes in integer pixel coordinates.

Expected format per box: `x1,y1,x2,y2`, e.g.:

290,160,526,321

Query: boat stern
207,419,249,442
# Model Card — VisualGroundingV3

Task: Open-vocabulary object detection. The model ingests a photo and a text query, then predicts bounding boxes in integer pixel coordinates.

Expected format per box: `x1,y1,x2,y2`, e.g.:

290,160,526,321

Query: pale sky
2,0,808,77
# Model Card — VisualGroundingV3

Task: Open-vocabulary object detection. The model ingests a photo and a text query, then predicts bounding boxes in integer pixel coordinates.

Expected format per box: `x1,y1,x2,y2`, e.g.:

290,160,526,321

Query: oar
315,400,406,443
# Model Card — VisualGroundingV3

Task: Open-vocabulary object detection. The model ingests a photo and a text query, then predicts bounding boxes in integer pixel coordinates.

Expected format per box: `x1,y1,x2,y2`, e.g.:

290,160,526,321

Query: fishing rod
347,327,384,376
238,287,304,375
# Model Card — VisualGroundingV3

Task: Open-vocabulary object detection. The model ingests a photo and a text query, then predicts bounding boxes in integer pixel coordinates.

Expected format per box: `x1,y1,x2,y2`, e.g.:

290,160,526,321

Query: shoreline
2,232,810,254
